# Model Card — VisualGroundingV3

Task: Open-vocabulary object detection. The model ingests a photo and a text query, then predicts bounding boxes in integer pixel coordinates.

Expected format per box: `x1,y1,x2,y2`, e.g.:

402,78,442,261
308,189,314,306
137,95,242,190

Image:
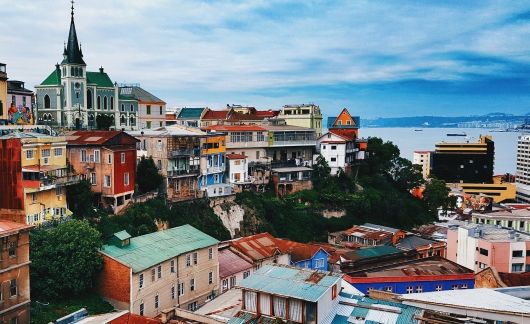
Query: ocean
361,128,521,174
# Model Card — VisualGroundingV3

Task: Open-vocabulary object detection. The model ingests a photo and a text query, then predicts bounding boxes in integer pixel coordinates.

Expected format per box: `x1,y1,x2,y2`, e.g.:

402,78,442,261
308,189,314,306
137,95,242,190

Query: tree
30,220,103,300
423,178,452,217
388,157,425,191
66,180,95,219
96,114,114,130
362,137,400,175
312,155,331,187
136,156,164,194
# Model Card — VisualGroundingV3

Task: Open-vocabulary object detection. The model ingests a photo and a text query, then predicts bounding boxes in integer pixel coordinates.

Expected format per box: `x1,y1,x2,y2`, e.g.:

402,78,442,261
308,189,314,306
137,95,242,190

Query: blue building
344,256,474,295
289,245,329,271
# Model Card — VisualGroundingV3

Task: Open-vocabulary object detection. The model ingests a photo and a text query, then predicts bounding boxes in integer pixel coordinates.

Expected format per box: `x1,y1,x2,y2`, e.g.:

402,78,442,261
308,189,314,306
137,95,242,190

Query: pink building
447,223,530,273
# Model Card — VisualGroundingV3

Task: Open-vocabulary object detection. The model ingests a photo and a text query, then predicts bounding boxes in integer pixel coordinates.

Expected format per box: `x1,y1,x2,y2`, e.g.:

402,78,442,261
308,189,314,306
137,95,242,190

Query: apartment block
97,225,219,318
516,134,530,203
279,104,323,137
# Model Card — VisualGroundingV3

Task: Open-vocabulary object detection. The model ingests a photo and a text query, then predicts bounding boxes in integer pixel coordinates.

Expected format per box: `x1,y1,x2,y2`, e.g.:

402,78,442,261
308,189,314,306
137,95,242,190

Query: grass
31,292,114,324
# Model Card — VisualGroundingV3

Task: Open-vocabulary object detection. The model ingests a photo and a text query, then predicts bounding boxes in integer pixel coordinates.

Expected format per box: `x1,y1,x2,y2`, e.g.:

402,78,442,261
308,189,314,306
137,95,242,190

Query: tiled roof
205,125,266,132
0,221,33,236
255,110,280,117
66,130,127,145
178,107,206,119
230,232,282,262
109,312,161,324
226,153,246,160
101,224,219,273
86,71,114,87
498,271,530,287
202,109,229,120
119,86,165,104
274,238,328,262
237,264,341,302
219,248,253,278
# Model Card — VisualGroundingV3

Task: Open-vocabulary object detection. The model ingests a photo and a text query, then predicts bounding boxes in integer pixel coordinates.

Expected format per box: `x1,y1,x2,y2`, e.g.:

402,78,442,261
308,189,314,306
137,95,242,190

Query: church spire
62,0,85,65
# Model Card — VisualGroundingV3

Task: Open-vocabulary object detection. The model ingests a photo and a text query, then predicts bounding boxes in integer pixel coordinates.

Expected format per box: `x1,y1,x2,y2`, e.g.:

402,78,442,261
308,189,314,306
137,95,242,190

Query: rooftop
100,225,218,273
0,221,33,236
127,125,206,137
225,153,246,160
0,131,56,140
119,86,165,104
237,264,341,302
204,125,266,132
341,246,402,262
219,247,253,279
177,107,206,119
453,223,530,242
344,256,473,278
395,235,441,251
475,208,530,219
229,232,283,262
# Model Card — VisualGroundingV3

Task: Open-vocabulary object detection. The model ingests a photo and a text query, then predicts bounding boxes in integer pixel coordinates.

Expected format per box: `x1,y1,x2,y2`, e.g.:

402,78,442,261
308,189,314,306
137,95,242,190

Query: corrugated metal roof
342,246,402,261
237,264,341,302
101,224,219,273
114,230,131,241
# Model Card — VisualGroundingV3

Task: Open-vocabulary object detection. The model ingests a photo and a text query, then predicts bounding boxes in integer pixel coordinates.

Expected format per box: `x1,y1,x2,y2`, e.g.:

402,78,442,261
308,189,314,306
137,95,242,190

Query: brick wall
97,255,131,310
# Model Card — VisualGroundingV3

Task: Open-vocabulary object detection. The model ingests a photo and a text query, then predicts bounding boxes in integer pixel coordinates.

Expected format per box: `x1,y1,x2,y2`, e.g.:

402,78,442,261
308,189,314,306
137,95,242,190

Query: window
451,284,458,290
97,96,101,109
108,154,112,164
415,286,423,293
157,265,162,279
140,303,144,316
406,286,413,294
147,105,151,115
110,97,114,110
42,149,50,157
159,106,163,115
188,302,197,311
124,173,129,186
55,186,62,197
330,157,337,162
103,96,108,110
170,260,175,273
104,175,111,188
208,247,213,260
230,276,236,288
171,286,175,299
512,250,523,258
193,252,198,265
331,284,337,299
186,254,191,267
315,258,325,268
512,263,524,272
190,278,195,291
331,145,337,150
139,274,144,288
94,150,100,163
385,286,392,292
121,104,125,112
31,193,36,203
81,149,87,162
160,121,163,127
479,248,489,256
90,172,96,185
178,282,184,296
130,104,134,112
54,148,63,156
26,149,34,160
151,268,156,281
155,294,159,308
222,279,228,292
120,152,125,164
10,279,16,297
209,272,213,284
8,241,16,258
243,270,250,279
479,262,487,269
460,284,468,289
435,285,442,291
44,94,51,108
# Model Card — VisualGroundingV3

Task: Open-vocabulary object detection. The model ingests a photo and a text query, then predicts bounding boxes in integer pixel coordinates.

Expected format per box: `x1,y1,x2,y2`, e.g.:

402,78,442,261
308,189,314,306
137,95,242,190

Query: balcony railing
269,140,316,147
206,165,225,174
167,169,199,177
169,149,198,157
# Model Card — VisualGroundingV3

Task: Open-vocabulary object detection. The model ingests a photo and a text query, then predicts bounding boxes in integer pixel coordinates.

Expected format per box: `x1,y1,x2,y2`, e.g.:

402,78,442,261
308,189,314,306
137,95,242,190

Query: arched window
120,115,126,125
130,104,134,112
87,89,92,109
129,115,136,126
121,104,125,112
44,94,51,108
71,66,75,76
62,67,66,76
110,97,114,110
97,96,101,109
103,96,108,110
88,114,95,126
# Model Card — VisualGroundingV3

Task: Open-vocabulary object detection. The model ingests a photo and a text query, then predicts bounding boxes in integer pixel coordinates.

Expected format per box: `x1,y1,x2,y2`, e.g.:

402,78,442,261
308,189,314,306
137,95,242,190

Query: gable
333,108,356,127
318,132,348,144
105,132,140,146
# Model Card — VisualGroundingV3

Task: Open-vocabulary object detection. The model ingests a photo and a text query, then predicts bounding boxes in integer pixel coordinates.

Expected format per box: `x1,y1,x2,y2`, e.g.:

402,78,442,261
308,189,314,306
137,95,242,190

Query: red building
0,137,23,220
66,131,138,214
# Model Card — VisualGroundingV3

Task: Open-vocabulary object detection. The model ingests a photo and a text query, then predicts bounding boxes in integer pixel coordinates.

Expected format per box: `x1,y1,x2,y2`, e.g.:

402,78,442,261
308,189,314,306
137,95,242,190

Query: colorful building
328,223,406,247
279,104,323,137
471,206,530,233
35,5,120,130
97,225,219,317
118,85,166,130
199,134,232,197
7,80,34,125
175,107,207,128
0,63,7,120
0,132,73,225
344,257,474,295
446,223,530,273
218,244,253,295
128,125,204,201
0,221,33,323
66,131,138,214
226,153,250,192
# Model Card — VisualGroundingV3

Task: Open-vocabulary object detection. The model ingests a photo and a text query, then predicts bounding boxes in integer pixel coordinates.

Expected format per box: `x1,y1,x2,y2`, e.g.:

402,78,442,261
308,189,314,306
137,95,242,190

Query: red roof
202,109,229,120
499,271,530,287
226,153,246,160
329,129,356,140
110,313,161,324
255,110,280,117
0,221,33,236
165,113,176,121
230,232,283,262
219,247,253,278
205,125,266,132
66,131,139,145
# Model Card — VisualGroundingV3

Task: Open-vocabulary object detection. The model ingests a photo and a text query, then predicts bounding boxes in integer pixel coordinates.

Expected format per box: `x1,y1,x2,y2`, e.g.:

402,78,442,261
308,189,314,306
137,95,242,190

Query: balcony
167,168,199,178
269,139,316,147
226,141,268,149
169,148,197,158
206,165,226,174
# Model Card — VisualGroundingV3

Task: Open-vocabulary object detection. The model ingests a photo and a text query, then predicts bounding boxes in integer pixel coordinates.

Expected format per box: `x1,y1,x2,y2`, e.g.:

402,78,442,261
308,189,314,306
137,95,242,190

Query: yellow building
15,133,72,224
448,175,516,204
279,104,323,137
0,63,7,118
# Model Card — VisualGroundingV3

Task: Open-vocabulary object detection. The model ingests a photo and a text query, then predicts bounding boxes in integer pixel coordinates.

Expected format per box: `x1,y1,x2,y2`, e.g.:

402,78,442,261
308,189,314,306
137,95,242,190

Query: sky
2,0,530,118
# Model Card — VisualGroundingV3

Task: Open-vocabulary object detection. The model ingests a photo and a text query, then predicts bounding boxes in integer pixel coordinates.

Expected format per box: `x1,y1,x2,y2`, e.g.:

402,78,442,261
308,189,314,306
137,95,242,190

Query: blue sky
2,0,530,118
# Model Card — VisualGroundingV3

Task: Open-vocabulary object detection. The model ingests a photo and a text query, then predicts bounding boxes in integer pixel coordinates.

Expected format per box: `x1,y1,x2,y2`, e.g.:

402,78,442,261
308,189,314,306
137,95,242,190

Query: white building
226,153,249,185
516,134,530,203
317,132,348,175
413,150,432,179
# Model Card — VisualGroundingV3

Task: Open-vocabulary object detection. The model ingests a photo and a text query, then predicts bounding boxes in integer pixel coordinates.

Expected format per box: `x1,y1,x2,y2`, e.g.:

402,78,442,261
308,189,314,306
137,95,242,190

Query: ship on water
446,132,467,136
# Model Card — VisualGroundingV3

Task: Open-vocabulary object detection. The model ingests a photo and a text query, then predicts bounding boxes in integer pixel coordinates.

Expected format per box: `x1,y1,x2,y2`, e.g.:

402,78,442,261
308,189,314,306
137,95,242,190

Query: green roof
238,265,342,302
86,71,114,87
344,245,402,261
113,230,131,241
178,107,205,120
101,224,218,273
40,69,61,86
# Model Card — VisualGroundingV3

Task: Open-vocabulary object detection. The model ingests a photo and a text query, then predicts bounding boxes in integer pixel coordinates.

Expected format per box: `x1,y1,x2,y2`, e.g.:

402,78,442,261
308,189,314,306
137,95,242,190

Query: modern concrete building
446,223,530,273
97,225,219,317
412,150,432,179
279,104,323,137
0,132,73,225
471,206,530,233
516,133,530,203
0,221,33,323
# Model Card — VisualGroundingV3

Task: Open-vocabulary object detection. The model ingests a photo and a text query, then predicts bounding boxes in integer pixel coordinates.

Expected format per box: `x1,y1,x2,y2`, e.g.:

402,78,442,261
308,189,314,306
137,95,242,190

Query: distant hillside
363,114,530,128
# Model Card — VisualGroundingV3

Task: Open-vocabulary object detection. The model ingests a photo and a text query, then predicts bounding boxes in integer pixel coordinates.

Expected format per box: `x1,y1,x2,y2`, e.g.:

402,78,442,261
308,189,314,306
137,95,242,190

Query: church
35,3,122,130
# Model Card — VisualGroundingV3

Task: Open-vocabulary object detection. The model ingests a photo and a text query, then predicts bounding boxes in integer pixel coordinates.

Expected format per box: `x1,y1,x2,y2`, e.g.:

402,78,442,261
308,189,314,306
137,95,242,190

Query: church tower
59,1,87,129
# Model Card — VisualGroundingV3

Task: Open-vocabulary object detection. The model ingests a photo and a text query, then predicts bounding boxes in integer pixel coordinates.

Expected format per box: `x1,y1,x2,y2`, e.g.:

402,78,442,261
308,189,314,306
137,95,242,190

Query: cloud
1,0,530,117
